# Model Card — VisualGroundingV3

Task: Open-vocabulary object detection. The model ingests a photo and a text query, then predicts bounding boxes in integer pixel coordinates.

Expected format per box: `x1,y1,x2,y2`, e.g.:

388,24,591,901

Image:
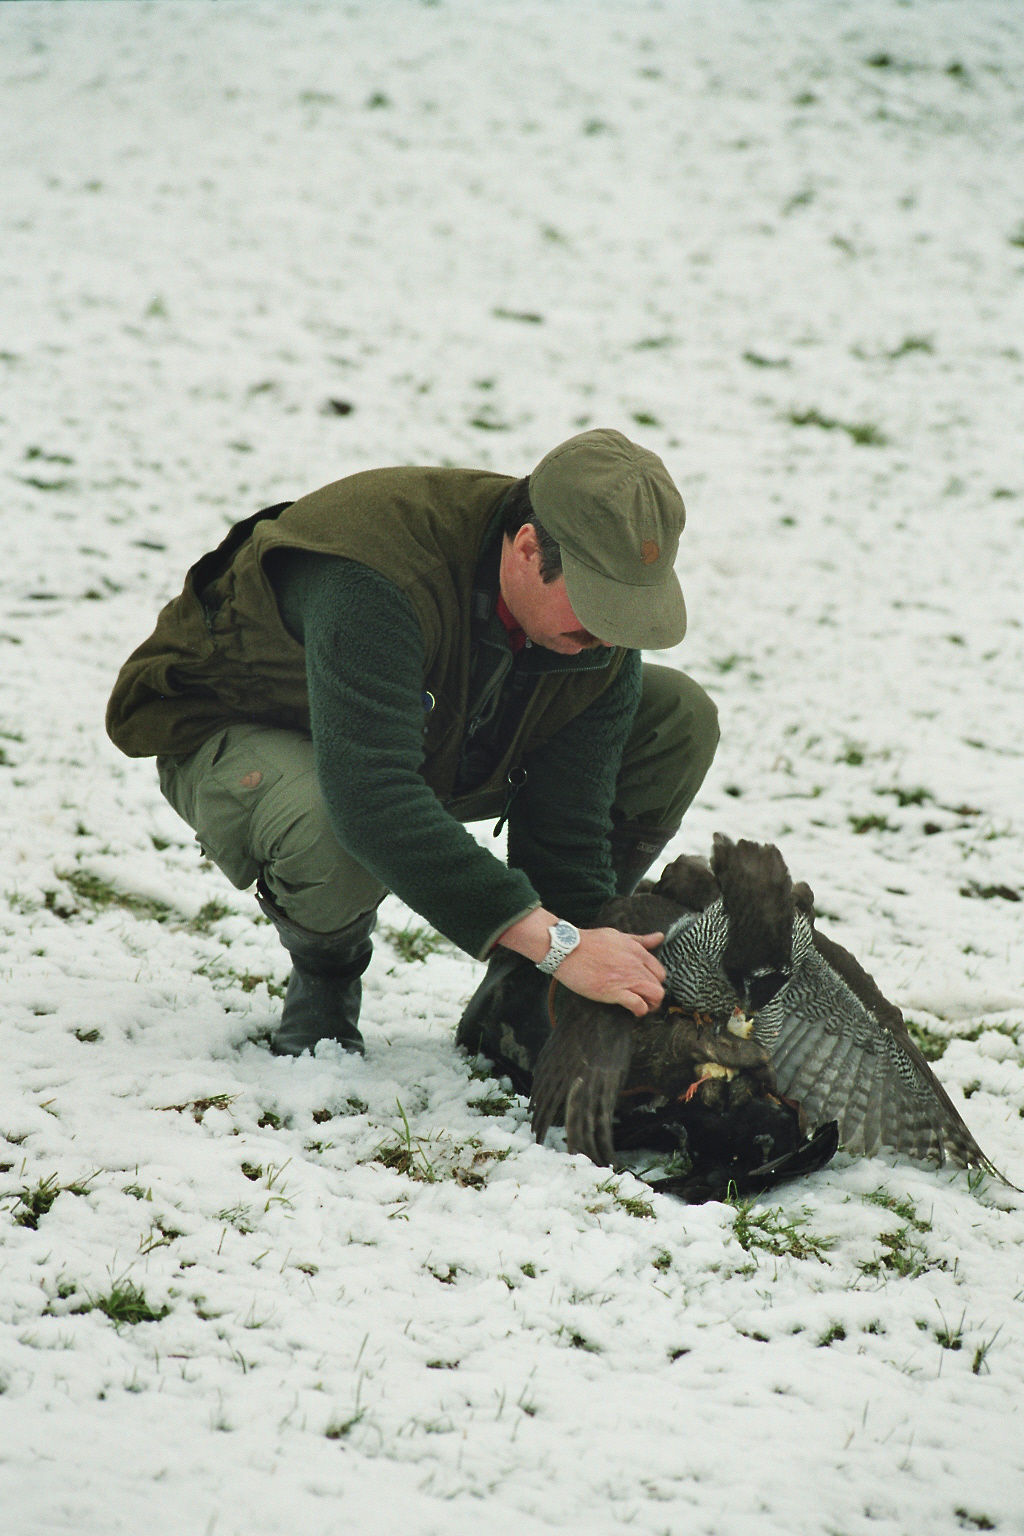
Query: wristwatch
536,918,581,976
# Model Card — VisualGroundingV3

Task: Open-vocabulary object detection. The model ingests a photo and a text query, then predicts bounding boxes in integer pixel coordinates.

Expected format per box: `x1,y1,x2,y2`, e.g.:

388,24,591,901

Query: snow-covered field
2,3,1023,1532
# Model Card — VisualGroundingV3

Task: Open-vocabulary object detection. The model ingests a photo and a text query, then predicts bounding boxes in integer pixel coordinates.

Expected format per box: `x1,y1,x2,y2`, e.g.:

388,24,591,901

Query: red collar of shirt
495,592,527,655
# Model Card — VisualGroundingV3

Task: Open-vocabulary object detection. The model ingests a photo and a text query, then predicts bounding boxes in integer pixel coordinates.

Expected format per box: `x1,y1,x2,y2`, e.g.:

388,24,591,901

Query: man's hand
498,909,665,1017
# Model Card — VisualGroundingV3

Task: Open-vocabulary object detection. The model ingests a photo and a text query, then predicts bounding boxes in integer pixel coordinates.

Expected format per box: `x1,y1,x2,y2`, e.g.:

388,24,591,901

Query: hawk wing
754,917,1010,1180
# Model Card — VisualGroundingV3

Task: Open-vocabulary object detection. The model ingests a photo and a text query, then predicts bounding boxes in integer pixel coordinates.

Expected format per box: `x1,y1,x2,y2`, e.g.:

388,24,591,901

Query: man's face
500,525,613,654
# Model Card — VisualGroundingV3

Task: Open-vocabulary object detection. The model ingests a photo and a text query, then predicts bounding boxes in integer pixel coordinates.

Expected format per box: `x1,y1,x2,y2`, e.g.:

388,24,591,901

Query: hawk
530,835,1012,1192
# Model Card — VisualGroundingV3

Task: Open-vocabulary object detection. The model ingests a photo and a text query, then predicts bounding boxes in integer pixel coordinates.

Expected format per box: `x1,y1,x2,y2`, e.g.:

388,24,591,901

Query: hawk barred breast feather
530,834,1013,1188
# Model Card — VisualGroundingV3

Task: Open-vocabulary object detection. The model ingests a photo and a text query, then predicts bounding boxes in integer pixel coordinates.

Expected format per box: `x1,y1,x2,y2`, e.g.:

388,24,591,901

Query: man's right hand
498,909,665,1017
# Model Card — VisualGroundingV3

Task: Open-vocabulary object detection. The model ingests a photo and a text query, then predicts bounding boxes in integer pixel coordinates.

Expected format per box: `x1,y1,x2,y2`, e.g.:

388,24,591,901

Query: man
106,428,719,1083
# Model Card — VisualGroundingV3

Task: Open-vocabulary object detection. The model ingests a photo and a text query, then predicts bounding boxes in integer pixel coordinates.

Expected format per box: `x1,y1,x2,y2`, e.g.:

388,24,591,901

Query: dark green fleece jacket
273,550,642,958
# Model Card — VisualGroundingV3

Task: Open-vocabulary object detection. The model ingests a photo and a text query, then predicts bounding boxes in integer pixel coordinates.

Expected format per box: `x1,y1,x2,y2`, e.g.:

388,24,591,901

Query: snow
1,2,1023,1533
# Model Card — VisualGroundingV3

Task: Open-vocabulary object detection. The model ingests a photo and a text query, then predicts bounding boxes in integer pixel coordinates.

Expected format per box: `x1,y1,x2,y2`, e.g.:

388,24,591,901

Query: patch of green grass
960,881,1020,903
196,961,286,998
787,408,887,446
74,1028,101,1044
492,307,543,325
743,350,790,368
51,870,172,924
859,1226,946,1280
382,924,447,963
971,1325,1002,1375
877,785,932,807
559,1328,602,1353
934,1305,966,1351
905,1020,949,1061
466,1093,515,1117
730,1199,833,1263
848,812,897,834
188,900,232,934
6,1171,96,1229
818,1322,846,1346
956,1511,995,1531
215,1202,256,1235
887,335,934,359
652,1250,673,1273
593,1178,655,1220
375,1100,438,1182
92,1278,169,1327
157,1093,238,1123
862,1187,932,1232
325,1408,366,1439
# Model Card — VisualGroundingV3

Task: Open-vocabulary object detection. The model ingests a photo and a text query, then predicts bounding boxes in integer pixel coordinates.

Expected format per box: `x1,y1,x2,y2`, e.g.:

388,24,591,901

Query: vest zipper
493,766,527,837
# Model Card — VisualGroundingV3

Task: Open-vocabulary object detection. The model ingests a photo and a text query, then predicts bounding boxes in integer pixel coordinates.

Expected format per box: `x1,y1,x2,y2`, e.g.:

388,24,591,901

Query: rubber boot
455,948,554,1096
256,885,374,1057
608,820,677,897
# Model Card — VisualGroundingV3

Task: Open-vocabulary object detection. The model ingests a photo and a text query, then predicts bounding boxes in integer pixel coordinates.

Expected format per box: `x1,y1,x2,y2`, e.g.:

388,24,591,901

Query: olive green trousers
157,664,718,934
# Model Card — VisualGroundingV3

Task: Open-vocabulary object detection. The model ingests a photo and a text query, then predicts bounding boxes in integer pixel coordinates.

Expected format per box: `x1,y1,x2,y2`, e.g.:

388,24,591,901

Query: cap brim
561,549,687,650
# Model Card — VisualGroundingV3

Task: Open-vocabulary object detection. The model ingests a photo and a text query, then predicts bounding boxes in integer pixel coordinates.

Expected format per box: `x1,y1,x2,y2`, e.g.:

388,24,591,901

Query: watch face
553,920,577,944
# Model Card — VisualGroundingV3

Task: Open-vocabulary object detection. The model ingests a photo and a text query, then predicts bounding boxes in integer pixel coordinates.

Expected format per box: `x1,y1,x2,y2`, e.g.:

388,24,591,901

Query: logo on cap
641,539,660,566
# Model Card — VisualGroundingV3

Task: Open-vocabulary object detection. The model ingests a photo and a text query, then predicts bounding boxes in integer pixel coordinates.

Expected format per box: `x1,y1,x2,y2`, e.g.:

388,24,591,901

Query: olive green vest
106,466,628,802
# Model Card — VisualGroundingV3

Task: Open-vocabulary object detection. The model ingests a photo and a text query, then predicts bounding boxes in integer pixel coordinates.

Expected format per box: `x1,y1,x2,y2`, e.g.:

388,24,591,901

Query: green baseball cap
528,428,687,649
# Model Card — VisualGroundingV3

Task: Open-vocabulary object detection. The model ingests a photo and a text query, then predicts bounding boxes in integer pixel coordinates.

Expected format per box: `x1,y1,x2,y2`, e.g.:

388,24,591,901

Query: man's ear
513,522,542,564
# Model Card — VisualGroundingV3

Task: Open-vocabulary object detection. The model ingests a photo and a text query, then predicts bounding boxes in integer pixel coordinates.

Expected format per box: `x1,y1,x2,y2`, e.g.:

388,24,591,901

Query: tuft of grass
375,1100,437,1183
877,785,932,807
787,407,887,446
971,1325,1002,1376
492,307,543,325
92,1277,169,1327
934,1305,966,1352
730,1199,833,1263
956,1512,995,1532
592,1178,656,1220
818,1323,846,1347
188,900,232,934
559,1328,602,1353
862,1187,932,1232
51,870,172,924
215,1203,256,1234
859,1226,946,1280
158,1093,237,1123
887,335,934,359
743,350,790,368
467,1093,515,1118
382,924,447,963
906,1020,949,1060
960,881,1020,903
325,1408,366,1438
6,1171,96,1229
848,812,896,834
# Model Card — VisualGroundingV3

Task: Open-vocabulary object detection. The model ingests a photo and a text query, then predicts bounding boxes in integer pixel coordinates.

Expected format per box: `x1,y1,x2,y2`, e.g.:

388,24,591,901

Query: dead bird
531,834,1012,1193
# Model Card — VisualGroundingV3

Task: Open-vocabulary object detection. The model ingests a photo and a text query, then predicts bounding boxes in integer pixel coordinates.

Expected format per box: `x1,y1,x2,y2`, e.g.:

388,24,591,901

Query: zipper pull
493,766,527,837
